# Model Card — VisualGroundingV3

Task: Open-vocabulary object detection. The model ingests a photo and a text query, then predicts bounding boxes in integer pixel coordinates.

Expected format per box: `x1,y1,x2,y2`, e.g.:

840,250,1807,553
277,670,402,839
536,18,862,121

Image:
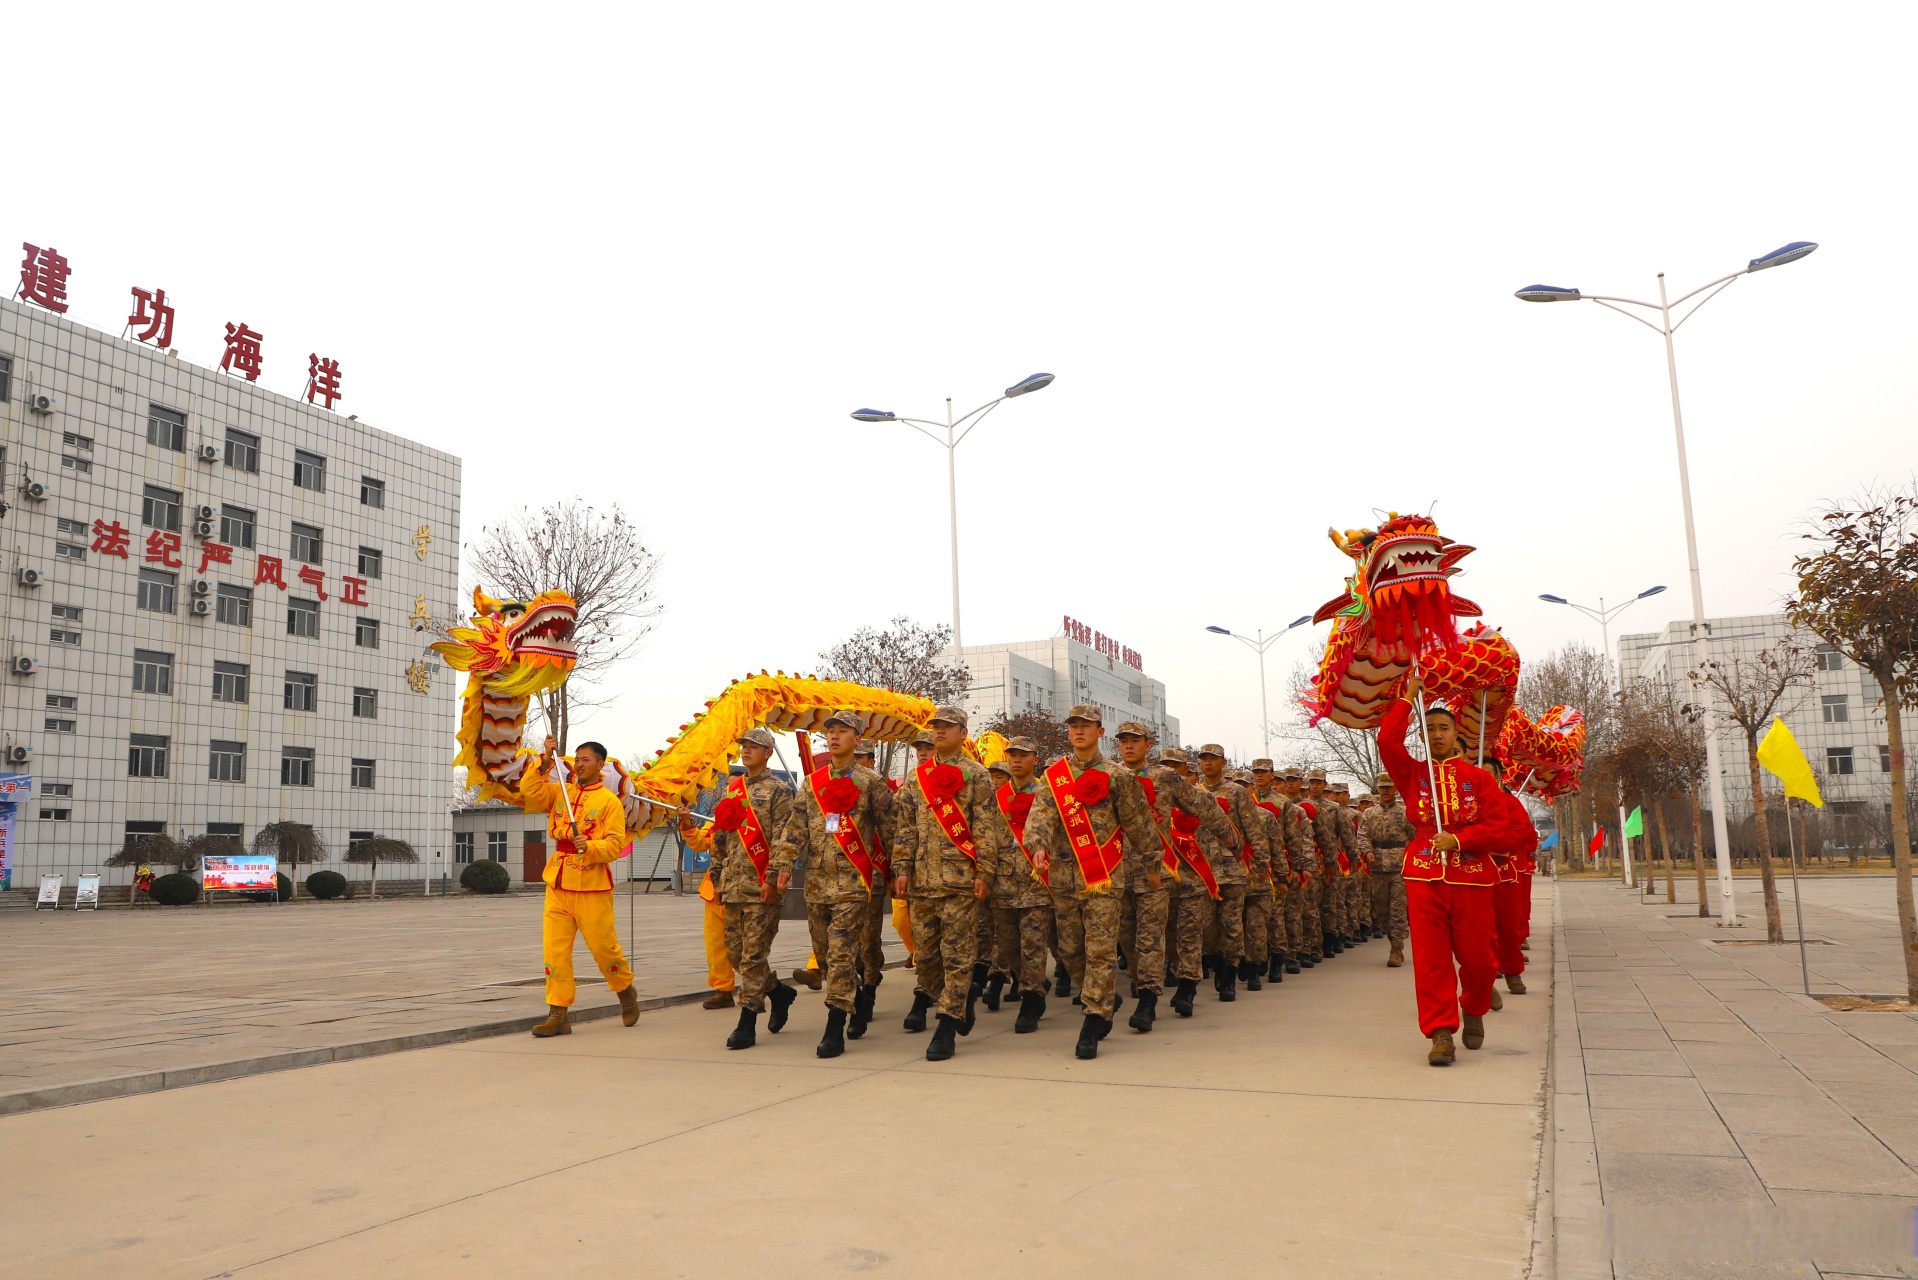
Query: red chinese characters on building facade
1061,615,1142,670
19,243,72,313
220,322,265,381
297,565,328,600
91,519,132,559
144,530,183,569
305,354,342,409
127,287,176,347
340,575,368,606
255,555,287,590
197,541,233,574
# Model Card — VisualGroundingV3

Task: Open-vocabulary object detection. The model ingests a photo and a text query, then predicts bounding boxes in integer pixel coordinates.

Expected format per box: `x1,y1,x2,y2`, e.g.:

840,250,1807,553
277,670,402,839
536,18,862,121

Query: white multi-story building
943,627,1180,746
0,296,460,893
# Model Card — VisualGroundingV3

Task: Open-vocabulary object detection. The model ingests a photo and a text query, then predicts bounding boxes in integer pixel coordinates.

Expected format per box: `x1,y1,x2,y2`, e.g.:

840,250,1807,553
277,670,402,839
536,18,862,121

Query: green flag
1623,806,1644,838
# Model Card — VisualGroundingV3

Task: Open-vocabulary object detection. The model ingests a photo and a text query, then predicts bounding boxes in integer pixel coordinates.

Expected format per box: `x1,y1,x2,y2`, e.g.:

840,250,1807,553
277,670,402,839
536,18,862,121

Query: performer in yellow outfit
700,871,736,1007
524,736,642,1037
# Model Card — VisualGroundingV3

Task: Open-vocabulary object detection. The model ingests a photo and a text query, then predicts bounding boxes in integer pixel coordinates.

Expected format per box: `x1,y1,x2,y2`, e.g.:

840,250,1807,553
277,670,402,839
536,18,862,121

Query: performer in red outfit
1484,758,1534,996
1377,675,1530,1066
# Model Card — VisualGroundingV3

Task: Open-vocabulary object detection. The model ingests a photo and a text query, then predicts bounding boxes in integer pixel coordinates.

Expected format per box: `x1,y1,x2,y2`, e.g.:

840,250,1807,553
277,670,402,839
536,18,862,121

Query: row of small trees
112,824,420,899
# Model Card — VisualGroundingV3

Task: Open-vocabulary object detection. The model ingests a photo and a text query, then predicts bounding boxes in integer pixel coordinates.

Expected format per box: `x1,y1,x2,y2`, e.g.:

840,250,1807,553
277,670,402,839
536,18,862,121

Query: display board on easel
75,873,101,910
35,875,62,910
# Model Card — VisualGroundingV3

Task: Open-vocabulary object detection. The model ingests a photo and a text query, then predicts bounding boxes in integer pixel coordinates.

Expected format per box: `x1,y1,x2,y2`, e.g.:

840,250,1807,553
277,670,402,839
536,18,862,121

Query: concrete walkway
2,890,1549,1280
1549,877,1918,1280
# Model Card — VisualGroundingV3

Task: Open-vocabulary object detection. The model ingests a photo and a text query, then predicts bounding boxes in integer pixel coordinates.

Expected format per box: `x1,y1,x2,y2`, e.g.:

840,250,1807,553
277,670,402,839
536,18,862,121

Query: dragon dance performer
526,737,641,1038
1378,677,1530,1066
1278,768,1323,968
891,705,999,1062
1361,772,1413,967
677,728,800,1050
778,711,896,1059
1154,748,1232,1017
985,738,1053,1033
1483,757,1533,998
1020,705,1161,1059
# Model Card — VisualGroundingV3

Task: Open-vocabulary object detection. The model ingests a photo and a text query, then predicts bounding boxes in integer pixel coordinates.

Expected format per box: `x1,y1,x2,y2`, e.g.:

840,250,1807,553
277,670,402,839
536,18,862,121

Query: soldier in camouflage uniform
1306,768,1352,955
1153,748,1236,1016
890,704,999,1062
1362,772,1413,966
1249,759,1303,983
1333,782,1373,942
677,727,798,1050
1021,705,1162,1059
776,711,895,1059
1239,771,1282,991
848,738,896,1038
985,738,1053,1033
1193,745,1271,1001
1279,768,1323,966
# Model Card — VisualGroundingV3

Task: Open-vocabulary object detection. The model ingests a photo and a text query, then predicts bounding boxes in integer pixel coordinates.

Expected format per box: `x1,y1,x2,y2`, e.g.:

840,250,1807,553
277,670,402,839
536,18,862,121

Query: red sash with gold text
726,774,774,884
1169,810,1221,899
917,762,980,864
809,767,877,891
996,782,1047,887
1132,775,1181,884
1045,758,1123,893
1216,795,1255,869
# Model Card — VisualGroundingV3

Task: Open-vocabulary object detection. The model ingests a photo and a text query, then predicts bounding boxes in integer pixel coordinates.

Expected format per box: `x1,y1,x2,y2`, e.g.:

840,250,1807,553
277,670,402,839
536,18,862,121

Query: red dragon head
1312,512,1480,651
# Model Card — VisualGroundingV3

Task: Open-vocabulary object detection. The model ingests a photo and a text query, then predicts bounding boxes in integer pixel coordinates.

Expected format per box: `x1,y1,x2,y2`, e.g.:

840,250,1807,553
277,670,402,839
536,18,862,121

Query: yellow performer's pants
893,897,915,958
704,898,734,992
542,887,633,1008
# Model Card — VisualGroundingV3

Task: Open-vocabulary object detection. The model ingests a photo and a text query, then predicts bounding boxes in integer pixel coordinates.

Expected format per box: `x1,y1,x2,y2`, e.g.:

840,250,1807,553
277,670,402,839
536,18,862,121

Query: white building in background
0,296,460,894
942,616,1180,746
1619,612,1916,842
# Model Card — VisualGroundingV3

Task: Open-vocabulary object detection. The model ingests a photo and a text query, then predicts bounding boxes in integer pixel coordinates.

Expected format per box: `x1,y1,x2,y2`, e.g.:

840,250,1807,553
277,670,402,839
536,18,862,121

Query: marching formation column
984,737,1054,1033
1359,771,1413,967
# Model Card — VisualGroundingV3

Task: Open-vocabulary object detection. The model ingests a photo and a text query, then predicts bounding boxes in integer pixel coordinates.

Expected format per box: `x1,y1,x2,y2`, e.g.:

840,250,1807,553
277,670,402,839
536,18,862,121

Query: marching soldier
1240,772,1281,991
890,705,1000,1062
1277,767,1321,968
1333,782,1373,943
677,728,799,1050
848,738,896,1038
1154,748,1233,1016
985,738,1053,1033
1361,773,1413,967
1193,745,1272,1001
777,711,895,1059
1250,759,1308,982
1020,705,1161,1059
1306,768,1353,955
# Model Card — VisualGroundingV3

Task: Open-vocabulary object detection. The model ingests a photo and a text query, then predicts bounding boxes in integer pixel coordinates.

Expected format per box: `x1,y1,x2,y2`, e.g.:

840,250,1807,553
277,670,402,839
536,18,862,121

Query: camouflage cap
1005,736,1039,754
1250,757,1275,770
1160,747,1191,765
1375,770,1396,789
911,728,935,747
853,737,877,756
736,727,777,749
1195,743,1226,759
928,704,968,727
987,757,1013,775
823,709,865,732
1065,703,1102,725
1330,780,1350,793
1279,766,1304,781
1114,719,1153,738
1306,767,1327,781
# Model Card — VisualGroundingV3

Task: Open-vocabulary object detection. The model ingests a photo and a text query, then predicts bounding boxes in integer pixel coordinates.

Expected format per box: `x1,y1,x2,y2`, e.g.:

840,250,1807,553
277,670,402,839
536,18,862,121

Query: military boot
1506,973,1527,995
902,989,933,1033
845,984,876,1039
1285,957,1302,974
1014,990,1046,1033
530,1005,570,1038
1053,960,1072,997
1218,963,1237,1002
766,981,797,1033
1074,1014,1104,1060
1267,956,1285,984
1387,941,1405,968
1129,989,1158,1032
791,966,822,991
926,1014,960,1062
817,1006,847,1059
1429,1029,1456,1066
968,962,989,999
618,984,641,1027
1243,960,1262,992
1462,1013,1485,1051
726,1006,758,1050
959,986,980,1037
1300,952,1318,968
701,989,734,1010
1171,977,1197,1017
983,973,1006,1011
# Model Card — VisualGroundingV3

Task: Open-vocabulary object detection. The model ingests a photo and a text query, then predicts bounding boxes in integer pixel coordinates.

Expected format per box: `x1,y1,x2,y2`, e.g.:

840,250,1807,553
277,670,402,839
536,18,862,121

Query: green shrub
306,870,347,900
460,860,511,894
243,872,293,903
149,872,200,906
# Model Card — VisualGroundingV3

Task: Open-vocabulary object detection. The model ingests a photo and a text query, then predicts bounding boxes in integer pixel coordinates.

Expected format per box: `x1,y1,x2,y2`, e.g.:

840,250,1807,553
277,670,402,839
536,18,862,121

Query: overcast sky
15,4,1914,765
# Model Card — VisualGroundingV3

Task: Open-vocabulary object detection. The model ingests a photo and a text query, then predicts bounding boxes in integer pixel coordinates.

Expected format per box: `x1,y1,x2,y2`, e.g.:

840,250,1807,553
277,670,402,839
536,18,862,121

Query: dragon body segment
433,587,580,804
1496,704,1586,800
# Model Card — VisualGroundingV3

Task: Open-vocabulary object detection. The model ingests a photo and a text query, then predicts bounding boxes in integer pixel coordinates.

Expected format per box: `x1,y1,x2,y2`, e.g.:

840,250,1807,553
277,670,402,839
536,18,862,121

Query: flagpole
1786,797,1811,997
1617,803,1636,889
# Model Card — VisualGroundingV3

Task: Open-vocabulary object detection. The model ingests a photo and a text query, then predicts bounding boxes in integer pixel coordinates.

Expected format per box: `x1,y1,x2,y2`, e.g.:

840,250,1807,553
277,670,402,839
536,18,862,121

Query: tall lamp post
1539,586,1667,888
1517,239,1817,926
1206,616,1312,756
853,373,1054,654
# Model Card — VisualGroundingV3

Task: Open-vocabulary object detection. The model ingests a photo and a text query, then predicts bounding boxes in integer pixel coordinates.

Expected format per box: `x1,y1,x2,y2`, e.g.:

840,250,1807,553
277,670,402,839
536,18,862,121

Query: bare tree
1692,644,1817,942
982,707,1073,764
1788,483,1918,997
818,616,971,777
467,500,664,752
253,822,328,898
345,837,420,899
1275,661,1383,783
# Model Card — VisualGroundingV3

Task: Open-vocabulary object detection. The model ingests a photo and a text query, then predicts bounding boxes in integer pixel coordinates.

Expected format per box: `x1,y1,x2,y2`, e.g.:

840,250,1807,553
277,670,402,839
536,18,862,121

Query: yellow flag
1756,717,1823,809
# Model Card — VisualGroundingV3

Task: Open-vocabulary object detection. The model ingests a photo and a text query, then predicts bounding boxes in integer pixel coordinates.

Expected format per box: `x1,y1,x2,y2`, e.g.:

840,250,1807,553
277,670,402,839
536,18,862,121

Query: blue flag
1540,831,1559,850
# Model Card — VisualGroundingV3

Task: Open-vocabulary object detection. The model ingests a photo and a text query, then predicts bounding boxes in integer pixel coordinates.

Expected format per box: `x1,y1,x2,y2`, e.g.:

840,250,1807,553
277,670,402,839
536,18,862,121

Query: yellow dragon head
431,586,579,696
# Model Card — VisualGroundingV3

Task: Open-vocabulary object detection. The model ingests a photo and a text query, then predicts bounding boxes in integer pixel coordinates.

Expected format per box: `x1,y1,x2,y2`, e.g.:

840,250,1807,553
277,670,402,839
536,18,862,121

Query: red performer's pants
1520,870,1534,941
1406,878,1495,1038
1492,877,1527,977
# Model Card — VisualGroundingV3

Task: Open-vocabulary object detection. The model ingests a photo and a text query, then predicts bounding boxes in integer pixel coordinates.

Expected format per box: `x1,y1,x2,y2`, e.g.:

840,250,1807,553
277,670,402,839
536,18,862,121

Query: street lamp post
853,373,1053,655
1518,240,1817,926
1207,617,1312,756
1539,586,1666,888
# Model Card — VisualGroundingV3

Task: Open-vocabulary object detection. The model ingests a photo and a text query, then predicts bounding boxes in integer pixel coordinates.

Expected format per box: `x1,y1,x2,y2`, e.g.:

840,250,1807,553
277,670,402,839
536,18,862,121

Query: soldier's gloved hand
973,877,988,901
762,879,779,905
1033,851,1050,876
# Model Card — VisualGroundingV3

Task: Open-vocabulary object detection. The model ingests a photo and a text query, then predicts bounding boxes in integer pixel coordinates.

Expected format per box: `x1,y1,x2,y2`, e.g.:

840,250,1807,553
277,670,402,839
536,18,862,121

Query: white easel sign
75,874,101,909
36,875,63,909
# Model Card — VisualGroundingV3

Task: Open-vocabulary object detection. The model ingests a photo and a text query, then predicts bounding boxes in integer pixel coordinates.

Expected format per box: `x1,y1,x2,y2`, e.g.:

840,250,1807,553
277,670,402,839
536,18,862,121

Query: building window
361,477,385,508
287,597,319,638
209,739,246,783
55,540,86,561
486,831,509,862
44,717,75,733
137,568,177,614
147,404,186,451
293,449,326,492
355,617,380,649
284,670,318,712
129,733,170,778
55,518,88,559
348,831,376,857
44,782,72,798
351,758,376,789
353,687,378,719
280,746,315,787
216,583,252,627
60,453,91,474
0,354,10,402
1827,746,1855,776
225,428,260,473
357,546,383,578
1815,643,1844,672
212,660,249,704
220,504,256,549
50,626,81,646
39,807,70,822
455,832,475,864
1884,745,1894,774
133,649,173,695
142,484,182,531
290,522,323,564
207,821,244,841
63,431,92,451
1822,695,1849,723
46,693,76,710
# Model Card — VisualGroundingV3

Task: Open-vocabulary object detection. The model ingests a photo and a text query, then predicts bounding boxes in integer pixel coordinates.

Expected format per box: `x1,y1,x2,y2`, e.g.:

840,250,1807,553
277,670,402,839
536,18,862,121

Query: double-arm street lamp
1206,616,1313,756
853,372,1054,653
1517,239,1817,924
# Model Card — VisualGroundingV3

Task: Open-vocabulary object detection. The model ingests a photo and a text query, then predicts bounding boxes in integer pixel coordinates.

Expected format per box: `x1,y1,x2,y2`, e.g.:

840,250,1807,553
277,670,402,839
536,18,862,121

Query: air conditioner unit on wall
29,394,55,414
7,744,32,764
198,443,220,462
16,567,43,587
196,520,215,537
190,598,211,616
192,579,211,596
11,655,37,675
22,482,47,501
195,504,215,522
